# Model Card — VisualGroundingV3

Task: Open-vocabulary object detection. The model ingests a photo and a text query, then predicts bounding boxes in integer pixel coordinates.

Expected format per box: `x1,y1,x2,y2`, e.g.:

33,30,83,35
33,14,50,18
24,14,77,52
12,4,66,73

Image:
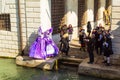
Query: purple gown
29,27,59,59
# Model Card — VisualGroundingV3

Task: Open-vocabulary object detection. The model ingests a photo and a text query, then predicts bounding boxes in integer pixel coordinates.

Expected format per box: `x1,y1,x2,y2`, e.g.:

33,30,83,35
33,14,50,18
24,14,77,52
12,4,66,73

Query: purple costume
29,27,59,59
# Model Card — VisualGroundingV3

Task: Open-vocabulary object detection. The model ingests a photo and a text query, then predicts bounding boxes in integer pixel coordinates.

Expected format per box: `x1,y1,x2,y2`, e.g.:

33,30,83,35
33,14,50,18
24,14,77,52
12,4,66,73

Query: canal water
0,58,108,80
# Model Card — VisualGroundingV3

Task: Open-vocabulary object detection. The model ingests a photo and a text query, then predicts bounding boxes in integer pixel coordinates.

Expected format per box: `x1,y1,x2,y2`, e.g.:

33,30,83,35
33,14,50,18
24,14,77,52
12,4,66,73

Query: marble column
65,0,78,39
97,0,106,26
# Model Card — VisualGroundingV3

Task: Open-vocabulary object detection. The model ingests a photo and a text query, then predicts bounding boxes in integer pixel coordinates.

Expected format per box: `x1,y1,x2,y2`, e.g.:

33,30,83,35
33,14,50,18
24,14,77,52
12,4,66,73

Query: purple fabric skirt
29,37,59,59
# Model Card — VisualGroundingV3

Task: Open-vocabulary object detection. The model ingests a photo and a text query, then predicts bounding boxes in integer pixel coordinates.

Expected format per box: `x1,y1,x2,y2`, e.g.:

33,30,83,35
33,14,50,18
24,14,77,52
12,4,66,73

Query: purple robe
29,27,59,59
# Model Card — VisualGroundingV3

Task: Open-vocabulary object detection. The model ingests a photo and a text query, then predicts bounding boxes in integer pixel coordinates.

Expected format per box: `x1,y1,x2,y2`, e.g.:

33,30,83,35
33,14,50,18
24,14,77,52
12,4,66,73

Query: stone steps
58,56,83,67
78,58,120,80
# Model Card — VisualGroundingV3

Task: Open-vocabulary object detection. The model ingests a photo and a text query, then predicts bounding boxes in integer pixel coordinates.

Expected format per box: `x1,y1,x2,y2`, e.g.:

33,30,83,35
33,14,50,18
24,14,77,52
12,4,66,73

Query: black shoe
80,48,81,51
106,63,111,66
87,62,93,64
83,49,86,52
102,60,107,63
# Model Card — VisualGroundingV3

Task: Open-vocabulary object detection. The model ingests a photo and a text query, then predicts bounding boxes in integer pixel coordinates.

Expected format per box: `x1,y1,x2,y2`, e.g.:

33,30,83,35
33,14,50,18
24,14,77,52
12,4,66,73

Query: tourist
102,36,111,66
60,26,69,56
86,34,95,64
67,24,73,42
79,28,86,51
59,24,67,52
87,21,92,37
95,30,104,55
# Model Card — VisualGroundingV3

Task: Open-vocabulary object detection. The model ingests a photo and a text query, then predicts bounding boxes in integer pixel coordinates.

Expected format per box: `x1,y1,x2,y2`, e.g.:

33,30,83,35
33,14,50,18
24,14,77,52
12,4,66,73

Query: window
0,13,11,31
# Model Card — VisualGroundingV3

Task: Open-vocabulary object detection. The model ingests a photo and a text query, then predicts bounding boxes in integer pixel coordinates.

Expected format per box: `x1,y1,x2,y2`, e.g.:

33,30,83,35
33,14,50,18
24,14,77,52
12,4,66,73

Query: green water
0,58,107,80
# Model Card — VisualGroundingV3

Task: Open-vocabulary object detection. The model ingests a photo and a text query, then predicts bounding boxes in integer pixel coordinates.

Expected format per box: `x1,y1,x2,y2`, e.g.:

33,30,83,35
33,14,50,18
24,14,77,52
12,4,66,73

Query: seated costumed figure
29,27,59,59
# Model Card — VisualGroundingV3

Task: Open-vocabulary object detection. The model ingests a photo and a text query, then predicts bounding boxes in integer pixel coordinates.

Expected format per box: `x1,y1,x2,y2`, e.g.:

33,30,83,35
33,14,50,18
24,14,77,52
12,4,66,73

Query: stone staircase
57,38,87,67
58,56,83,67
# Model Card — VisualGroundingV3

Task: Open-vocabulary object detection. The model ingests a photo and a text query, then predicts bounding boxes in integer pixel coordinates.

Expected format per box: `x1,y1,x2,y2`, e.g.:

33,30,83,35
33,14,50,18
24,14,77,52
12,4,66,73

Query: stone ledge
78,58,120,80
16,56,58,70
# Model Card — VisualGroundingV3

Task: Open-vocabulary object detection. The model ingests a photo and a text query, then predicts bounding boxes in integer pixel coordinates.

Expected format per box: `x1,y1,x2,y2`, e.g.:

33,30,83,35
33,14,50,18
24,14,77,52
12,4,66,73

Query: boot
106,63,110,66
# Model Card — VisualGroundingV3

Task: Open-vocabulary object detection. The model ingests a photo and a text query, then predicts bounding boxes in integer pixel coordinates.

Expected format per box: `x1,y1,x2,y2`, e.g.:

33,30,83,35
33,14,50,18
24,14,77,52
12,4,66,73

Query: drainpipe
18,0,23,55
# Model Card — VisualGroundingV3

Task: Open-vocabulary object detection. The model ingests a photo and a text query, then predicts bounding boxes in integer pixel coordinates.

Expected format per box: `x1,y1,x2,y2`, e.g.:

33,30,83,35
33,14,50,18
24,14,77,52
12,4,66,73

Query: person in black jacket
60,26,69,56
87,21,92,37
86,34,96,64
79,29,86,51
103,37,111,66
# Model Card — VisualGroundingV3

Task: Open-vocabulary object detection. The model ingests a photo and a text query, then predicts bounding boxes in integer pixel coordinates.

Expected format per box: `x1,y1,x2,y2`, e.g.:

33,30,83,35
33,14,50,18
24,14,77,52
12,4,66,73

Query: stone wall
111,0,120,65
0,0,19,57
0,0,41,57
0,0,1,12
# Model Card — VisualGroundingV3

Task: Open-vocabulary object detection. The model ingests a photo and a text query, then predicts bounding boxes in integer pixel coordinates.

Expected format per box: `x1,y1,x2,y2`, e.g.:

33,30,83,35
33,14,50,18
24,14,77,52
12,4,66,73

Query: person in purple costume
29,27,59,59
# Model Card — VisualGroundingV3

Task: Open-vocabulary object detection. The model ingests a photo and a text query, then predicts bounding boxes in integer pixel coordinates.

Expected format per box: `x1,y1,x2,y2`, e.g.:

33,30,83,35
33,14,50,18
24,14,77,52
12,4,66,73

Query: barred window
0,14,11,31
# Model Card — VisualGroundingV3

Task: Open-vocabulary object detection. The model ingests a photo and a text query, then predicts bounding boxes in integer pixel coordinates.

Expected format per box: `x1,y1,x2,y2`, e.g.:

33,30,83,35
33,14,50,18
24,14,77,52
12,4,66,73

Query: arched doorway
51,0,65,34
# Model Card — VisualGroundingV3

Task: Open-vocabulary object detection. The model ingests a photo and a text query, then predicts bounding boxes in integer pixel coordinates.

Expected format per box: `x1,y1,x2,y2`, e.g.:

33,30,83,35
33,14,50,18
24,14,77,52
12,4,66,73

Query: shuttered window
51,0,65,34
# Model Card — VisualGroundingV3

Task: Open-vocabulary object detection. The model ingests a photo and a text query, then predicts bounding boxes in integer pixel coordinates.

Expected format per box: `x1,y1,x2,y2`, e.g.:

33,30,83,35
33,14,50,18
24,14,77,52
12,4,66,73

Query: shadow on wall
52,33,61,45
111,21,120,54
22,32,38,56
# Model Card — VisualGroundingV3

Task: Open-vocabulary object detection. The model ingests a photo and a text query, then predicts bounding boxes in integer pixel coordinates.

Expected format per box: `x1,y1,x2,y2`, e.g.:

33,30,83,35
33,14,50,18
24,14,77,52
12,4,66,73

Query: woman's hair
68,24,72,28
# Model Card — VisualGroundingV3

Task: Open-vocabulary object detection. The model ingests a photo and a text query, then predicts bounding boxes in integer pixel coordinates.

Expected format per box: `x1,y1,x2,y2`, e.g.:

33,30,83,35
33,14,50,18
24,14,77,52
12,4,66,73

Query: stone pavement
78,57,120,80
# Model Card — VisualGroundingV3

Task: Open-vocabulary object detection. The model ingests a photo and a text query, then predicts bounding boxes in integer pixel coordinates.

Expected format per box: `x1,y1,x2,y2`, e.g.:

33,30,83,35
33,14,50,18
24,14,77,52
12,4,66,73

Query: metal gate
78,0,87,28
51,0,65,34
94,0,99,22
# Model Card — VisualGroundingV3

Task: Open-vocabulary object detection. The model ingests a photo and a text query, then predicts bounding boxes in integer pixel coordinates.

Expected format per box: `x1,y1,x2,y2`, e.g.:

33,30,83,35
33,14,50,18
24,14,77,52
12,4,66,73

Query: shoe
83,49,86,52
79,48,81,51
87,62,93,64
102,60,107,63
106,63,111,66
